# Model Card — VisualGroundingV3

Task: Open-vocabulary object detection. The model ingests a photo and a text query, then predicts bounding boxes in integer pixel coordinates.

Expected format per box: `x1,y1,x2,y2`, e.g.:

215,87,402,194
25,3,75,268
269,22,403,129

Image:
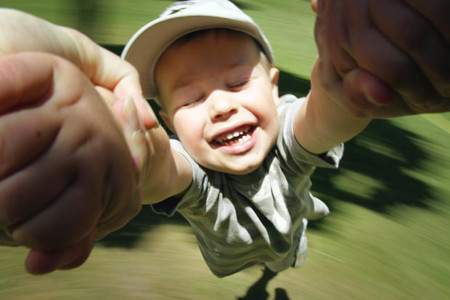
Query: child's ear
270,67,280,104
159,110,176,133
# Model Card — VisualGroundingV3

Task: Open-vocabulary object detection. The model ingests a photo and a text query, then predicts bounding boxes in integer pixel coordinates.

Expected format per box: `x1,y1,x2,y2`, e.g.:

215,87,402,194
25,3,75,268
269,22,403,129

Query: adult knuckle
381,61,424,95
394,12,429,53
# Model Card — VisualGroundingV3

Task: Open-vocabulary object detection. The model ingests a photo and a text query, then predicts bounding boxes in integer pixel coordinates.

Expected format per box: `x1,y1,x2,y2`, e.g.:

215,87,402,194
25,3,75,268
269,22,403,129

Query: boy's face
156,30,280,174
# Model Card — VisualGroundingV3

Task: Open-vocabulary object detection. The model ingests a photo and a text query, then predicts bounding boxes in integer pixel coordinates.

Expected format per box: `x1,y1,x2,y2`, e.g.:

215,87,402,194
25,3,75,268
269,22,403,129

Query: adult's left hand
312,0,450,118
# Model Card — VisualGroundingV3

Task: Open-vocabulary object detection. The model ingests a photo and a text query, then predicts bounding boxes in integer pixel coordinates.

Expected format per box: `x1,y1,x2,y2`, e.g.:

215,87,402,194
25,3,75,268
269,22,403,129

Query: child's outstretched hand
312,0,450,118
0,52,142,274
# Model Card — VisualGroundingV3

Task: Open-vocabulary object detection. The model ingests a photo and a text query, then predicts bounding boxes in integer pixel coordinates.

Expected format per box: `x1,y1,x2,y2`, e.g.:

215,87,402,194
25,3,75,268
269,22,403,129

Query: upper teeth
216,127,251,144
217,131,244,143
228,131,243,140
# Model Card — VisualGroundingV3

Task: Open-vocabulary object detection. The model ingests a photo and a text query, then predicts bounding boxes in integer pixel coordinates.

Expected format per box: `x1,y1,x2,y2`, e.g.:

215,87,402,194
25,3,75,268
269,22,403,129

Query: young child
0,1,448,276
121,0,448,277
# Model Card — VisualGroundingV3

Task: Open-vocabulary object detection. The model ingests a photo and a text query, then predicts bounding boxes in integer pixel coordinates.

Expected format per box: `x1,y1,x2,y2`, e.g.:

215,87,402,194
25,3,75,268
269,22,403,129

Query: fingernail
123,96,140,131
144,100,160,129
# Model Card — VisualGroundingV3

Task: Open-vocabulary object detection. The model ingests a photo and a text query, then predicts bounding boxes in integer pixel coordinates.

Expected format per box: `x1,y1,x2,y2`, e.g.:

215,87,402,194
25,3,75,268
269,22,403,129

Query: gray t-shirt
153,94,343,277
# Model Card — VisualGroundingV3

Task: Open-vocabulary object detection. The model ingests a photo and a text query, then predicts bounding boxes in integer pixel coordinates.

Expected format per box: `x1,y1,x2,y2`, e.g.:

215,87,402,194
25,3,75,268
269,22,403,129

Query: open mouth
211,125,256,147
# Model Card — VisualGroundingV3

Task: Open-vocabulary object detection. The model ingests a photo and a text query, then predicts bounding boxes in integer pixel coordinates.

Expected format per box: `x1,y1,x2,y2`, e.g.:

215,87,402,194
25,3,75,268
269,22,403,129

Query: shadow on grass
311,120,433,217
100,44,435,253
237,267,291,300
276,69,434,218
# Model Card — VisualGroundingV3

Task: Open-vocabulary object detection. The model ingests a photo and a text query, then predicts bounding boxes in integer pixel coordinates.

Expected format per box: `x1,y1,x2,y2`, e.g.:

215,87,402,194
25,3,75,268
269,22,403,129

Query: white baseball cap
121,0,274,100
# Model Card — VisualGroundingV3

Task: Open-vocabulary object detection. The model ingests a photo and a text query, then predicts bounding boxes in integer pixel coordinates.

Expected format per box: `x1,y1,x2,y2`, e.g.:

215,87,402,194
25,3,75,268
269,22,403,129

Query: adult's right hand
0,52,143,274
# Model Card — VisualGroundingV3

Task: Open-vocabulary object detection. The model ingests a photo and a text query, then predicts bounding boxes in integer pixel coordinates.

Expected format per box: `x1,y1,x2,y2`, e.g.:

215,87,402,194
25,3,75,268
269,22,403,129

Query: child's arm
138,127,193,205
293,59,371,155
118,99,192,205
294,0,450,154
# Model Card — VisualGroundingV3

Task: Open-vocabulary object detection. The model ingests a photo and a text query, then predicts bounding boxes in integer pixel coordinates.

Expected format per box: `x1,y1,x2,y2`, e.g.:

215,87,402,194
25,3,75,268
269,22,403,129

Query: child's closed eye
173,86,205,108
228,78,249,91
181,92,205,107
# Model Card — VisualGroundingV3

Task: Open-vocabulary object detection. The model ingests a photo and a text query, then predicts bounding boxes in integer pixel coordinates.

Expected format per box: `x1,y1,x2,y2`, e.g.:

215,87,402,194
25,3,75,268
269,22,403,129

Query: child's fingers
317,0,358,77
93,88,145,234
96,86,154,177
122,96,151,177
313,25,401,119
112,73,160,130
314,9,345,102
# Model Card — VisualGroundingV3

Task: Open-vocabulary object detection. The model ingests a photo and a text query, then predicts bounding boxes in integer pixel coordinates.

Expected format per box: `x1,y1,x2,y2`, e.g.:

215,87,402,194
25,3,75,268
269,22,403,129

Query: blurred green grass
0,0,449,299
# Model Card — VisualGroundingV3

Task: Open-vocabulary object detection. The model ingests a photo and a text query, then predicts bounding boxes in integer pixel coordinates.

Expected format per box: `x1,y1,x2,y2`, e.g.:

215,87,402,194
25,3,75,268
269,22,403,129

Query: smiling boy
156,30,280,174
0,0,448,276
121,0,367,277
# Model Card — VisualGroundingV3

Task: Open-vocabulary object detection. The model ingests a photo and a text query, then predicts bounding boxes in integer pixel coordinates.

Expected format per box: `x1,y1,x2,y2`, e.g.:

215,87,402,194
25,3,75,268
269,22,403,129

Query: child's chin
224,159,263,175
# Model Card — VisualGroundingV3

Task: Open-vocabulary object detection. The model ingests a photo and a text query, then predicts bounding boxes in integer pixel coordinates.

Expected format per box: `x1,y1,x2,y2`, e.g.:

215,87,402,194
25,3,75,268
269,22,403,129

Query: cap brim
122,16,273,100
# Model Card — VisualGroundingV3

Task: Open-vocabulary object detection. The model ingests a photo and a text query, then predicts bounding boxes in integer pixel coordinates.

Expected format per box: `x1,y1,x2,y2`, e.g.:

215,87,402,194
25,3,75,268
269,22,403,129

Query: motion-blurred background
0,1,449,299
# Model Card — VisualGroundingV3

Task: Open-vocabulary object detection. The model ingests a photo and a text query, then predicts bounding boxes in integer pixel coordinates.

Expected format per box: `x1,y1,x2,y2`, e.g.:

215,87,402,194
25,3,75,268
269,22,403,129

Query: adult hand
312,0,450,118
0,52,143,274
0,8,158,130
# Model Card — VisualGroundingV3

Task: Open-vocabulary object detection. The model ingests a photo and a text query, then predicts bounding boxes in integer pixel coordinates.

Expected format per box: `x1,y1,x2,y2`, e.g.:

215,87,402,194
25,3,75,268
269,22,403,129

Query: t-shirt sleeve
277,94,344,173
276,95,342,220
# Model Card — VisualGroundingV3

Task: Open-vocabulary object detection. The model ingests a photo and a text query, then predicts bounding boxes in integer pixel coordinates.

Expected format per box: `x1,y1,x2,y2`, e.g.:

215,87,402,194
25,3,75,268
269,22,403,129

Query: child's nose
209,91,238,122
